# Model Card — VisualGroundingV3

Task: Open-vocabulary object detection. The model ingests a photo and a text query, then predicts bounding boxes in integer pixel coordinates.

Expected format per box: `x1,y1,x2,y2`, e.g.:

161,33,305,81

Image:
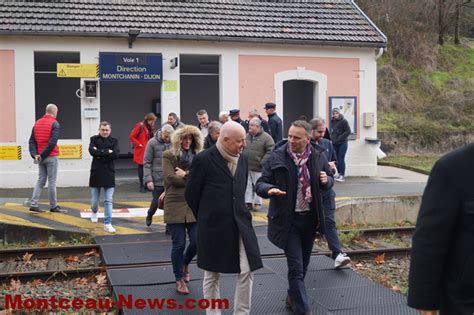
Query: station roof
0,0,387,48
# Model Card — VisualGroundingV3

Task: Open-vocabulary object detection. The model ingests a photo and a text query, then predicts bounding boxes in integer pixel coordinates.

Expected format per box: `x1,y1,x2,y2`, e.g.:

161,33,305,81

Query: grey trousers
30,156,58,208
203,237,254,315
244,171,262,206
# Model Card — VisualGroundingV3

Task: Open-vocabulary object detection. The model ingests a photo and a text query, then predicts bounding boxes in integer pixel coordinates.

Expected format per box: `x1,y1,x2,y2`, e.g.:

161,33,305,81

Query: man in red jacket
28,104,66,213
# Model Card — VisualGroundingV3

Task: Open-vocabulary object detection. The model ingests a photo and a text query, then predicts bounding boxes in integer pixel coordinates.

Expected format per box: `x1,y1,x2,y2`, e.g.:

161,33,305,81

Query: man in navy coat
256,120,333,315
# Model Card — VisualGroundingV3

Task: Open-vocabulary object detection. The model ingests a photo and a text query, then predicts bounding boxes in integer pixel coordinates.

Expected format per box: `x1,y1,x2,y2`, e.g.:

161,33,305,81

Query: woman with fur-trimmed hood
162,125,203,295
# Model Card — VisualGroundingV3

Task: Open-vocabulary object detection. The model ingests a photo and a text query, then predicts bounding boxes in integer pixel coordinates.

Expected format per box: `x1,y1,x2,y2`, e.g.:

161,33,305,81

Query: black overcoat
185,145,263,273
255,141,333,249
88,135,119,188
408,143,474,314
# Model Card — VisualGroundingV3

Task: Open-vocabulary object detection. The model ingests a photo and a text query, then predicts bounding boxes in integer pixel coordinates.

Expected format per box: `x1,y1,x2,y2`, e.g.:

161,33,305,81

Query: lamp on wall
128,29,140,48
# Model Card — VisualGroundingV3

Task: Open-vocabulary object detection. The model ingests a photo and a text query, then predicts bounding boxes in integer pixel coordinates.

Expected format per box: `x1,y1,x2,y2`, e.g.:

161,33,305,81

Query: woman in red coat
129,113,157,192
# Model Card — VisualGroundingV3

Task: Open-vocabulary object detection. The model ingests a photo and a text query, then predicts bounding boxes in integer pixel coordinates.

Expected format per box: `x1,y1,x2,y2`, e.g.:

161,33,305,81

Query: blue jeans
334,142,348,176
322,189,342,259
91,187,114,225
285,213,317,314
168,223,197,281
31,156,58,208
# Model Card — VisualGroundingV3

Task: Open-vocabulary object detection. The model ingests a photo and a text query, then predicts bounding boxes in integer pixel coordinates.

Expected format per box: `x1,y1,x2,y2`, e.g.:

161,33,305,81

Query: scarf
287,144,312,209
216,141,239,176
180,149,194,169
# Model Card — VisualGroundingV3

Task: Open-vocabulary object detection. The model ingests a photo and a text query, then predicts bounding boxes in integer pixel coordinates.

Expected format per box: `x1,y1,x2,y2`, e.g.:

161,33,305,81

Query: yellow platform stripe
115,201,150,207
251,212,268,222
3,203,143,235
0,213,52,230
127,216,164,224
59,202,93,211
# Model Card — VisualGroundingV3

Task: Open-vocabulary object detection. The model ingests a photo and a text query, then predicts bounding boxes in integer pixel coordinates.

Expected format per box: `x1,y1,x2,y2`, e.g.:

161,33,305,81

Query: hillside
377,41,474,153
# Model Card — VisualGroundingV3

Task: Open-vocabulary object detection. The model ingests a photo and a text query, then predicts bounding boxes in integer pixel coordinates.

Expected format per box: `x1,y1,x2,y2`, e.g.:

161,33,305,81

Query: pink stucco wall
239,55,359,132
0,50,16,142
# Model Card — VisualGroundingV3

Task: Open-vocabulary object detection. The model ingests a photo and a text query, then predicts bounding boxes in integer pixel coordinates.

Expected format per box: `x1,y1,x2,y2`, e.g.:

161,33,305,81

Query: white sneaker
104,224,116,233
334,253,351,269
90,212,98,223
335,175,345,182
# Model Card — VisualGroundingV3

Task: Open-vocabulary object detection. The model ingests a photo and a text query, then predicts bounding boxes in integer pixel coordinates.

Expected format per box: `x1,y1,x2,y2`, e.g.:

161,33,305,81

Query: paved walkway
0,165,428,235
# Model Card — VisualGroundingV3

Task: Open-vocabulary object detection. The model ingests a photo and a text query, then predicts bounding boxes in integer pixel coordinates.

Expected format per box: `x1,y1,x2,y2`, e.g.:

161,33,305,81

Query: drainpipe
375,47,385,60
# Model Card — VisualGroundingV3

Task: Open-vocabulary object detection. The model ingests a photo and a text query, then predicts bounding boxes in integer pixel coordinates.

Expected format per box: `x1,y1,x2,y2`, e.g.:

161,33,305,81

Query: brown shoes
183,265,190,283
176,280,189,295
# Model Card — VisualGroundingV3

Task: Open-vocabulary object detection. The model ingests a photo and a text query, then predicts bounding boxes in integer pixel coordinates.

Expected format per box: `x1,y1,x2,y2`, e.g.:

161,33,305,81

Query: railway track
0,226,414,280
0,244,101,281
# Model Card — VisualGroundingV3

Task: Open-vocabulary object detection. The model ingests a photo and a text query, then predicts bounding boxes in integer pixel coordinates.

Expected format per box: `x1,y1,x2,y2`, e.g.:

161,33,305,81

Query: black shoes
286,295,312,315
146,214,153,226
50,206,67,213
139,186,147,193
30,205,67,213
29,206,45,213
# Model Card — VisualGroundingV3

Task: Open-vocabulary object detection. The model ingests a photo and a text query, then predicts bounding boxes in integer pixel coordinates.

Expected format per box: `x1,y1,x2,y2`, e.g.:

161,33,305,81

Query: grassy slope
378,43,474,134
381,155,440,172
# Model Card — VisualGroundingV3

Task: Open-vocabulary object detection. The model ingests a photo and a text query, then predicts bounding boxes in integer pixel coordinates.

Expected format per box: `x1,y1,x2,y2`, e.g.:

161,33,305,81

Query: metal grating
256,235,285,256
94,232,171,245
100,241,173,265
218,273,288,297
107,264,204,286
107,264,275,287
312,285,408,311
113,283,206,315
108,257,414,315
263,256,336,274
304,269,374,290
332,304,418,315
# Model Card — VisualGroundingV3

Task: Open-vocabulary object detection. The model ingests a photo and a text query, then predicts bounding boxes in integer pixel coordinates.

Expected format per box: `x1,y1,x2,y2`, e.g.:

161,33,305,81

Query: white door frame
274,67,328,125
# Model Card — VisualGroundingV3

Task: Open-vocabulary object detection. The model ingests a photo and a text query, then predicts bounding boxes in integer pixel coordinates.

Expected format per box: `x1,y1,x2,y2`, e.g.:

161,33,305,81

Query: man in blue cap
264,103,282,143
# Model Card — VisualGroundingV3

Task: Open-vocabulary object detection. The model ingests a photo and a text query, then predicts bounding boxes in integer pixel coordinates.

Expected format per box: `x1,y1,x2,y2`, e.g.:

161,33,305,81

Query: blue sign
99,53,162,82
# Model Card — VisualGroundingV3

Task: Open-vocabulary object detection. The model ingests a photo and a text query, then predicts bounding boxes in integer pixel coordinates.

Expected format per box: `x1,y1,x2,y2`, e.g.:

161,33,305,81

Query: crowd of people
28,102,354,315
27,102,474,314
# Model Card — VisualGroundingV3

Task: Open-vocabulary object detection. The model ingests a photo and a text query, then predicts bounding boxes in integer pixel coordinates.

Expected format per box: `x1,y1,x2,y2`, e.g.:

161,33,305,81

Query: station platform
0,166,428,237
98,229,416,314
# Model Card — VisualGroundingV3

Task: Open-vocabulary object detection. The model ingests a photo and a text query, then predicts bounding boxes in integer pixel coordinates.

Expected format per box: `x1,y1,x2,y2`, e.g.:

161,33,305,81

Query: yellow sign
163,80,177,92
0,146,21,160
57,64,98,78
58,144,82,159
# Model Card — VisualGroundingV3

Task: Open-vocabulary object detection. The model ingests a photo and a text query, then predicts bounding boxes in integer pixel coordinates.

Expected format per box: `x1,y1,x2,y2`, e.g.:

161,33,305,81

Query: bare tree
454,0,473,44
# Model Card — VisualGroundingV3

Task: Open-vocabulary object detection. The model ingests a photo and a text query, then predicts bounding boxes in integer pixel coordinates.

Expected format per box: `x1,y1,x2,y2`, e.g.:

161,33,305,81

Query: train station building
0,0,387,188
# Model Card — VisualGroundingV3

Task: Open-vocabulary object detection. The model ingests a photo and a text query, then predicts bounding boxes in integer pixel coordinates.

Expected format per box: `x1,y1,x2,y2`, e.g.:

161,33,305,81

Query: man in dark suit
256,120,333,315
185,121,263,315
408,143,474,315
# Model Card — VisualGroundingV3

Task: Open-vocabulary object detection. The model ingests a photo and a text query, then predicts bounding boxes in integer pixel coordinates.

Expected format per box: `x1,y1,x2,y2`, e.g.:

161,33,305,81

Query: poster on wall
329,96,357,140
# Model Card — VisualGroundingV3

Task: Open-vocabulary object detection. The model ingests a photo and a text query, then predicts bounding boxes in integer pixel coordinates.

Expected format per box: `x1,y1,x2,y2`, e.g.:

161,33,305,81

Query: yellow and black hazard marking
0,210,53,230
0,145,21,160
1,203,145,236
96,64,100,78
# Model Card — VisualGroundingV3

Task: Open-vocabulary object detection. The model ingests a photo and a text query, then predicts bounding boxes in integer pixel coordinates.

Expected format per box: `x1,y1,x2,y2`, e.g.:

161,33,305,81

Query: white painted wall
0,36,379,187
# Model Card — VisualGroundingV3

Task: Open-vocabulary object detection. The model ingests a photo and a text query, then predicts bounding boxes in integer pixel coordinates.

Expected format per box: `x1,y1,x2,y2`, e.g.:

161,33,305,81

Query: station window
34,52,81,139
179,55,220,124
